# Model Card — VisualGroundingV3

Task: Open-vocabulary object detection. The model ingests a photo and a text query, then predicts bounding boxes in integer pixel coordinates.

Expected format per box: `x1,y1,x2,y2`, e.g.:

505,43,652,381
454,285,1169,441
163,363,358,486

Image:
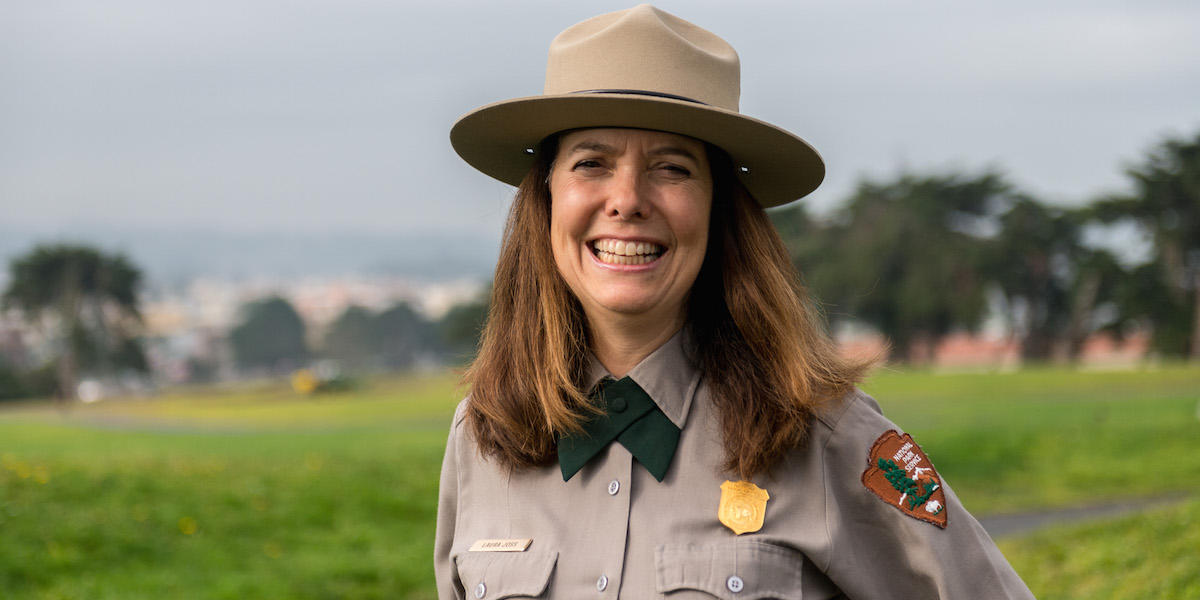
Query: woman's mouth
589,239,665,266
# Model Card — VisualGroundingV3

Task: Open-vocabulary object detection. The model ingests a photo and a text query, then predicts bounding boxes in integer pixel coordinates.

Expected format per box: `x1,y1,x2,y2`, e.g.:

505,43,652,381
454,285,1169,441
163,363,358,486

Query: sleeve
819,393,1035,599
433,401,468,600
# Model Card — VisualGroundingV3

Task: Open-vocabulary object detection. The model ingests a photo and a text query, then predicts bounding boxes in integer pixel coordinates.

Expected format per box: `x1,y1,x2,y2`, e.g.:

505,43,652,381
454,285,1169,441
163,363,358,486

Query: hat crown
544,4,740,111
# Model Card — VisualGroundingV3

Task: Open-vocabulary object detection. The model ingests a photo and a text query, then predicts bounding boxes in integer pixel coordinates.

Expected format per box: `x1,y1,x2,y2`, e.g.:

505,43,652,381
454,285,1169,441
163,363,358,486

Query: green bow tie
557,376,682,482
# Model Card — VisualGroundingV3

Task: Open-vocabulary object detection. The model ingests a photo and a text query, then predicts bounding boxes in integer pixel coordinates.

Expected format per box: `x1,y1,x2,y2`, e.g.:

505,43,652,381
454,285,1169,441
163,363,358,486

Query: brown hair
463,139,873,478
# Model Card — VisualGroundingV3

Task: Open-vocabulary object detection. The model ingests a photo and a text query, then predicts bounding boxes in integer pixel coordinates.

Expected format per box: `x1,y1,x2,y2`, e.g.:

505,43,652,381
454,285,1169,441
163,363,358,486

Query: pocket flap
657,541,803,599
454,548,558,599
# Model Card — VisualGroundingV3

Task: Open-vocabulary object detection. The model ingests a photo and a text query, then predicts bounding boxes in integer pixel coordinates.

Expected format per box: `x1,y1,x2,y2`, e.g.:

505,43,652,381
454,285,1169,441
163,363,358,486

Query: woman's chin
585,294,682,324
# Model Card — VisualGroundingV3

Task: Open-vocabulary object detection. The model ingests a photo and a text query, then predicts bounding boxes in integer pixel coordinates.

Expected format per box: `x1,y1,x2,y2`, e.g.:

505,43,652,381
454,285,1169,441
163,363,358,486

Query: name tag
469,538,533,552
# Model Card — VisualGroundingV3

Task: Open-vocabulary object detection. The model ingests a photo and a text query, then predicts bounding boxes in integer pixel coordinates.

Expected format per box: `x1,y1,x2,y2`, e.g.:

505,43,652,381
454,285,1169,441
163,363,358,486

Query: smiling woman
549,129,712,372
436,4,1033,599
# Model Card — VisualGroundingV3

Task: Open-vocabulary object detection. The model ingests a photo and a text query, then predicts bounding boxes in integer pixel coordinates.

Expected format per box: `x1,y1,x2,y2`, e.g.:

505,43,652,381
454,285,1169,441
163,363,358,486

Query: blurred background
2,1,1198,598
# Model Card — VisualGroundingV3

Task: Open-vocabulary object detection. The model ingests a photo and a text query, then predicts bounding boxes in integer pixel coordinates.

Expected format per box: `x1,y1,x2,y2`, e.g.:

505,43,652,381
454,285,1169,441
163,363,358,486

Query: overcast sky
4,0,1198,240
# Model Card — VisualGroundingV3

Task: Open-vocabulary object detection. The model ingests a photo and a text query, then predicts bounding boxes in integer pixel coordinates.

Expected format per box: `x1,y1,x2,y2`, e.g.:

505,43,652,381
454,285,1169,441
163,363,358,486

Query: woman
436,5,1033,599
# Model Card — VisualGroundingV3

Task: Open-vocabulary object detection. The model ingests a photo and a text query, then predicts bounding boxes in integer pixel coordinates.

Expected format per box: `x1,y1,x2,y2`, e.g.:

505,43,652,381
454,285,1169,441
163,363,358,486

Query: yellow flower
178,516,198,535
291,369,319,394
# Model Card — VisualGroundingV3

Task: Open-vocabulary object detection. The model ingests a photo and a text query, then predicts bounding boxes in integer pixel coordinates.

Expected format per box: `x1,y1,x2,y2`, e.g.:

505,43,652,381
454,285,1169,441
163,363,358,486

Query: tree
1060,247,1126,360
376,301,436,369
983,198,1130,362
437,290,490,363
2,244,145,402
230,296,308,373
1089,132,1200,358
798,172,1008,361
320,301,440,371
770,203,839,299
987,197,1070,359
321,305,379,369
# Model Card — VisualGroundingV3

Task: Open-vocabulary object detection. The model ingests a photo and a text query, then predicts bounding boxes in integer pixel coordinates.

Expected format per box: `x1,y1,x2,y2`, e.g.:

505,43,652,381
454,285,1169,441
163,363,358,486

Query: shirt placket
590,442,633,598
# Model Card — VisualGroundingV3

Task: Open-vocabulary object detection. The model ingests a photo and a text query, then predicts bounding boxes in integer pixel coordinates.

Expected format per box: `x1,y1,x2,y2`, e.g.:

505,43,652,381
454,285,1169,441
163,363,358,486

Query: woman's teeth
591,239,664,265
596,252,657,265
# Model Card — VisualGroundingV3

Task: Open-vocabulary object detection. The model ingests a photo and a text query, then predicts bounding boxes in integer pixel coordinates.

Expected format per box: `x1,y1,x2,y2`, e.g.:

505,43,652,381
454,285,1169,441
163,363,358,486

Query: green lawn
1,366,1197,599
862,365,1200,514
1000,499,1200,599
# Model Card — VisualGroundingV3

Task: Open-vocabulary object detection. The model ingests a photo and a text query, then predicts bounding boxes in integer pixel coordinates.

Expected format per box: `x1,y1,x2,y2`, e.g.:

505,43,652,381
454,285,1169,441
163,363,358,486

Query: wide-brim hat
450,4,824,208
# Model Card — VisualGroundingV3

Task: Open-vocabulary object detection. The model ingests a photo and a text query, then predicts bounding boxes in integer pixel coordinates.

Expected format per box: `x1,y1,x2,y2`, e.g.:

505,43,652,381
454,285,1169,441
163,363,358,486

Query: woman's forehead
556,128,707,156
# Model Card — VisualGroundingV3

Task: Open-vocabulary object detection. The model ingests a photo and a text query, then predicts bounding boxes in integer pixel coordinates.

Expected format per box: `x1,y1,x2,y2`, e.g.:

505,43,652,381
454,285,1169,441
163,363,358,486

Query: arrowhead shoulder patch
861,430,948,528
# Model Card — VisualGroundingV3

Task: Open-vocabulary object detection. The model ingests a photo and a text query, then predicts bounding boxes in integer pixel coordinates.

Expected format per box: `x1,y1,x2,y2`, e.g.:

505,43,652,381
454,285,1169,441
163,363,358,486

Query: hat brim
450,93,823,208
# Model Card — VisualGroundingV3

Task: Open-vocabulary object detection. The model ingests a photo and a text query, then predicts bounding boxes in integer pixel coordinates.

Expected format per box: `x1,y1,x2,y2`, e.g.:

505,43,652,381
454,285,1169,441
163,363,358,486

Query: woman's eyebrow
648,146,700,162
564,141,699,163
565,140,617,155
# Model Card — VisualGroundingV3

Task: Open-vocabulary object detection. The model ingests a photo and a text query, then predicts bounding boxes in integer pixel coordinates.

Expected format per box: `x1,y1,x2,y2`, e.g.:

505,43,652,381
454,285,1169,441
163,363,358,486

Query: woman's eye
658,164,692,177
573,159,604,170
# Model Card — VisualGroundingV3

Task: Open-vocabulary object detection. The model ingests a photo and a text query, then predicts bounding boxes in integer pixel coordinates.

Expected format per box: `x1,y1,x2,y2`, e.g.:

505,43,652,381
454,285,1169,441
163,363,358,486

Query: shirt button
610,396,627,412
726,575,744,593
474,582,486,598
607,479,620,495
597,574,609,591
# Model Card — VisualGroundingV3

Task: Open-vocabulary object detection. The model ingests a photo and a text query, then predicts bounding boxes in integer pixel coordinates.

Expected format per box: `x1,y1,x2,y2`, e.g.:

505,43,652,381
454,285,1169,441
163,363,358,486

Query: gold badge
718,480,770,535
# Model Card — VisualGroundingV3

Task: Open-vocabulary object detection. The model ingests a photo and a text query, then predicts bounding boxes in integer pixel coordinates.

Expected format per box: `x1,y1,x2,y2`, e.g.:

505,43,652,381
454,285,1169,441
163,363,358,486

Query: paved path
979,493,1191,539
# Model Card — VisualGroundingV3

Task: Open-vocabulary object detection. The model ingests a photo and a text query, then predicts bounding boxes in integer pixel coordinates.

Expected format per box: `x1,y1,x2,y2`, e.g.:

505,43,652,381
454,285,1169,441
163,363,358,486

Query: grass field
1000,498,1200,599
1,365,1198,599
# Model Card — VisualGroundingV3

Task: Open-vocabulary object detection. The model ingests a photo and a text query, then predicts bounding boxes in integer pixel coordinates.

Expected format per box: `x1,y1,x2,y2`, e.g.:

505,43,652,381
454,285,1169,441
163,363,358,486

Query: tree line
224,293,487,377
2,131,1197,400
0,256,488,401
770,131,1200,362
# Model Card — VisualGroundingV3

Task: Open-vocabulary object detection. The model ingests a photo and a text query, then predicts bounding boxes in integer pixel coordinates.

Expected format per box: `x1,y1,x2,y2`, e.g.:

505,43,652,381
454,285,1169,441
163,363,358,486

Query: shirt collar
584,328,701,430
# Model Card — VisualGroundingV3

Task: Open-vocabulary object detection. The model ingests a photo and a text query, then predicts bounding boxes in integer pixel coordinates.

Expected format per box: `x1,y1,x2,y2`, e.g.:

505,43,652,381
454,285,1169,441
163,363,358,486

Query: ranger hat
450,4,824,208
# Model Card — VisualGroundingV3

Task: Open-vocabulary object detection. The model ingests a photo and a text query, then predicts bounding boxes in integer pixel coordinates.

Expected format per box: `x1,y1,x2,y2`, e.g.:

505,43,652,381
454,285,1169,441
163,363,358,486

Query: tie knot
559,376,682,482
593,376,642,413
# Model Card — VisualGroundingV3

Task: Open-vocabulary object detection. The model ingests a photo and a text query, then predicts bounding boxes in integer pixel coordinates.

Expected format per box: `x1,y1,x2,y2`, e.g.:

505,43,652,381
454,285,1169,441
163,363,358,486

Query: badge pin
718,480,770,535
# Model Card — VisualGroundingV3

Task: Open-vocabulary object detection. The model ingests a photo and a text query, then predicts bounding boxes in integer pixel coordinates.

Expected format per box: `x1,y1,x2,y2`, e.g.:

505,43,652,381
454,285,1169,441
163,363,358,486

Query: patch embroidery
718,480,770,535
861,430,948,528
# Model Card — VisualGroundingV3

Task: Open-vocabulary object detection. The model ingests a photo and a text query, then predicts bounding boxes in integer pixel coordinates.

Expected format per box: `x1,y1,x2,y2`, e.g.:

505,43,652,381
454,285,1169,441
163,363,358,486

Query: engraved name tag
469,538,533,552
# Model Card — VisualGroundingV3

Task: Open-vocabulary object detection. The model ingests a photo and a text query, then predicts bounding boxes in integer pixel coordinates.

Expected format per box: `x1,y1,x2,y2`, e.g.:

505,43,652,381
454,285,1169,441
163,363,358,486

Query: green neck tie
557,376,682,482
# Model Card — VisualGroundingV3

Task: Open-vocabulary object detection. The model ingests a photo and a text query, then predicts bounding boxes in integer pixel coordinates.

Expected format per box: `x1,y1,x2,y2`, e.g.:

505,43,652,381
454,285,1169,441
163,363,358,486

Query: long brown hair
463,138,872,478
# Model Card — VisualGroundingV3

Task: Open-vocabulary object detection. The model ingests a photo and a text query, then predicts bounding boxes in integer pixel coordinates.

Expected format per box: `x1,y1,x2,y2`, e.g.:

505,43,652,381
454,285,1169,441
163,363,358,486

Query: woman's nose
605,168,649,220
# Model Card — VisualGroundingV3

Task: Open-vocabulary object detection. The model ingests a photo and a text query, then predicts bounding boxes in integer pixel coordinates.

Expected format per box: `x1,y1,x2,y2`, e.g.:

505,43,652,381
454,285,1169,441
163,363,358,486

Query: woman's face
549,128,713,329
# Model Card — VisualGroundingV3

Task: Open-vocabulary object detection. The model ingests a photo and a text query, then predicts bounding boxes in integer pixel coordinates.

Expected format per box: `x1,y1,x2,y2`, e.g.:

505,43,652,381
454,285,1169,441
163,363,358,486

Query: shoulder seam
815,387,862,431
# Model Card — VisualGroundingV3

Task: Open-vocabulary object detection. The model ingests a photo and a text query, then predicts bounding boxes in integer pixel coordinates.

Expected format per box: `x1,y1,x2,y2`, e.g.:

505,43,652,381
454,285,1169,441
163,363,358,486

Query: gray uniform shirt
434,331,1035,599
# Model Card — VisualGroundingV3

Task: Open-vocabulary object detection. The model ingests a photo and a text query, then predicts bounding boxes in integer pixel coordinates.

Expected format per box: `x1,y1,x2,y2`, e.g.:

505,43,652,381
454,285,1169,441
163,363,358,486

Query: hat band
570,89,709,106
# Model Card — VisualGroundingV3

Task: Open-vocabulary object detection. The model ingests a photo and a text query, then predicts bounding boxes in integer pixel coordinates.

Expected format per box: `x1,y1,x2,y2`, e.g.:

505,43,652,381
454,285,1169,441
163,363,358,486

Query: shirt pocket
454,548,558,599
656,540,804,600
